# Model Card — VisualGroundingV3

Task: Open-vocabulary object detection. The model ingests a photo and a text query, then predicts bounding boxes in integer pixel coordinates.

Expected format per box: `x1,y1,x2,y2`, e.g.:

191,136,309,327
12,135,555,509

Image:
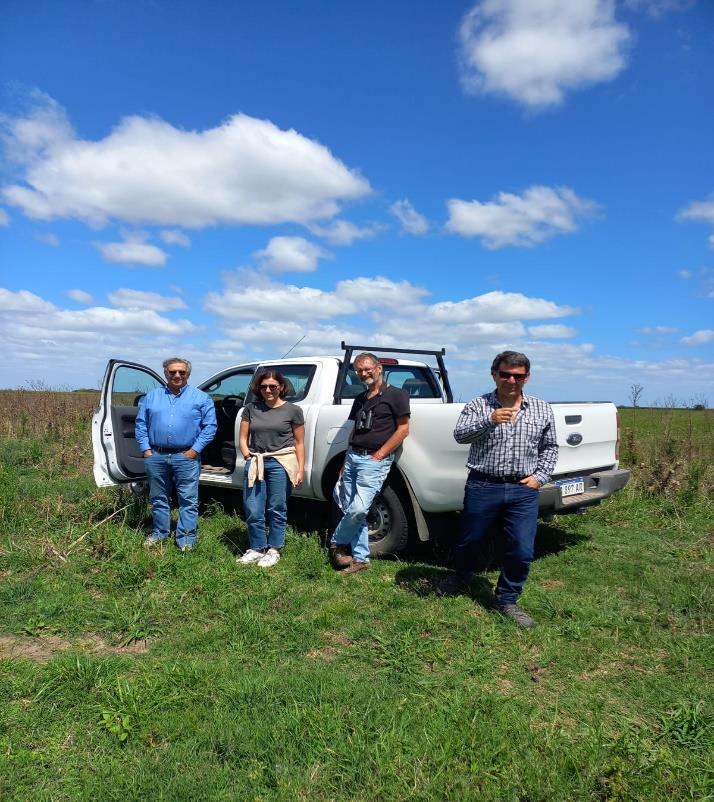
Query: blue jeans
242,457,291,551
330,451,394,563
451,476,539,605
144,452,201,547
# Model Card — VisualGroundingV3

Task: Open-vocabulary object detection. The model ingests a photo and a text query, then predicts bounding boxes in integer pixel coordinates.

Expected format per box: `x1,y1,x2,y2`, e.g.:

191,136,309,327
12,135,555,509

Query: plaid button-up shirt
453,391,558,486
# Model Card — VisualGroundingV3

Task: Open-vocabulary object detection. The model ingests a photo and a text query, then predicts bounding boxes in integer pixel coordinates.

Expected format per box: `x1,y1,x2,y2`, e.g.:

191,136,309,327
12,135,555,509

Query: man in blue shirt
135,357,217,552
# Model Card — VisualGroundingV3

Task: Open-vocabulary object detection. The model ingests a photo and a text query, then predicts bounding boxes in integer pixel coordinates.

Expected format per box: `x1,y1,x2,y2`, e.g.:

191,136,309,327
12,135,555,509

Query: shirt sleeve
348,396,362,422
453,397,495,444
533,405,558,485
191,392,218,453
134,394,150,452
391,388,410,418
291,403,305,426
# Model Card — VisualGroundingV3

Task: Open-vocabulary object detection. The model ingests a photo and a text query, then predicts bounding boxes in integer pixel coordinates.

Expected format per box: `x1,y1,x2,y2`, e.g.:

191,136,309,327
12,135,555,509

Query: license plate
556,477,585,497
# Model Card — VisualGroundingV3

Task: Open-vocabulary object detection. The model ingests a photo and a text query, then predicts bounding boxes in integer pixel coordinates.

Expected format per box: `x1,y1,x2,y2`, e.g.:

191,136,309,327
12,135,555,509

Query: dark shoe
436,571,472,597
340,560,369,575
496,603,535,629
329,544,353,569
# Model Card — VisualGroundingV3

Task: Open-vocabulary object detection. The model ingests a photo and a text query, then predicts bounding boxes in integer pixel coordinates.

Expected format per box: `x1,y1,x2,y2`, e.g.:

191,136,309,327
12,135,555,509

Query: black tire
368,485,409,557
330,483,410,558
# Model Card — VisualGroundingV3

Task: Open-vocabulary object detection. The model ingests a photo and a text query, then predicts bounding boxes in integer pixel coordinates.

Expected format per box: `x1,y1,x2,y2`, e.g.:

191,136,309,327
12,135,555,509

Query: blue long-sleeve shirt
134,385,217,454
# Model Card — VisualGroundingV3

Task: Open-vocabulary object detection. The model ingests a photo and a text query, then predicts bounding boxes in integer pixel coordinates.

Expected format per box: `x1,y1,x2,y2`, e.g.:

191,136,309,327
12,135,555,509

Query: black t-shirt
349,384,410,451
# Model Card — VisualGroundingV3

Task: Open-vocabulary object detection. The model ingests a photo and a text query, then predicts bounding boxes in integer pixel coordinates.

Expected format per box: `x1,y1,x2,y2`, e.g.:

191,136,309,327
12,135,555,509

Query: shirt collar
487,389,530,408
165,384,189,397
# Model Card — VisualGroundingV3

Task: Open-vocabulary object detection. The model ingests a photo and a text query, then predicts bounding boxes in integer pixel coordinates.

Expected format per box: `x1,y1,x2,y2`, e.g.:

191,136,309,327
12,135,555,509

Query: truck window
340,365,441,399
252,364,316,403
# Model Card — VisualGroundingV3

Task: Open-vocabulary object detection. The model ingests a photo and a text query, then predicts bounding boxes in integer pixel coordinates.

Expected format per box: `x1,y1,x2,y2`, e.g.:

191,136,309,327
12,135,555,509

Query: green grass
0,407,712,800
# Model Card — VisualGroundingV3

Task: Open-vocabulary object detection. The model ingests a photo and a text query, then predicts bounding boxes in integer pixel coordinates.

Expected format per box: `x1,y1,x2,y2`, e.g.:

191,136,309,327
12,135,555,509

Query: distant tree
629,383,644,408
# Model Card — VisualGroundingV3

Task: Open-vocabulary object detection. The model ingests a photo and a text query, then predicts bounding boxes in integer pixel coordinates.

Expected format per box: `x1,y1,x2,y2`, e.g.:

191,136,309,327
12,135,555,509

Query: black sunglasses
167,370,187,376
497,370,528,381
259,384,280,391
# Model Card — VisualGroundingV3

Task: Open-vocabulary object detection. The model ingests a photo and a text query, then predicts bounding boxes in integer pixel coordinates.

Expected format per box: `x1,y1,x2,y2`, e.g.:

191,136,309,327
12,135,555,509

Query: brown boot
329,544,353,569
340,560,369,575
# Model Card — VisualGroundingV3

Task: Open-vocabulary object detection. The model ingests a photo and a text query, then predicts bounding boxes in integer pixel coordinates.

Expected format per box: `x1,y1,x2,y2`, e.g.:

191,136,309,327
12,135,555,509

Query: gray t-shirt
242,401,304,453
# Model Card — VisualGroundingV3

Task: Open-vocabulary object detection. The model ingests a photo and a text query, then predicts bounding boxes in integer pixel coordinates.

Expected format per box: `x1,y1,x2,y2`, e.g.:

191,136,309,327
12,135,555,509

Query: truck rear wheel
330,484,410,558
368,486,409,557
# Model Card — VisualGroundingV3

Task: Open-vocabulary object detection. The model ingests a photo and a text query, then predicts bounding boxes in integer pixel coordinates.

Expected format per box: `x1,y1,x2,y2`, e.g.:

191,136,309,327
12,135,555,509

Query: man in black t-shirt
330,353,410,574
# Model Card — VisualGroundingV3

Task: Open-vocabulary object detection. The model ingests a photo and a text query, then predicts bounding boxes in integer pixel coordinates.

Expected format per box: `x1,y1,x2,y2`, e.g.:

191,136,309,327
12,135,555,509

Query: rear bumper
539,468,630,515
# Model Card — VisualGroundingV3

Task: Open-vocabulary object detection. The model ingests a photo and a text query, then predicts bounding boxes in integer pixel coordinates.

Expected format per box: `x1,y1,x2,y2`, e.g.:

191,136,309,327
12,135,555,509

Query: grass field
0,393,712,800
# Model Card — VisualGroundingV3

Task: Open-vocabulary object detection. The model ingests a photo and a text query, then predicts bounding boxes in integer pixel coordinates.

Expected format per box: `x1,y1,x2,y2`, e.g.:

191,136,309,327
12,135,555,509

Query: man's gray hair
163,357,192,376
353,352,380,367
491,351,530,374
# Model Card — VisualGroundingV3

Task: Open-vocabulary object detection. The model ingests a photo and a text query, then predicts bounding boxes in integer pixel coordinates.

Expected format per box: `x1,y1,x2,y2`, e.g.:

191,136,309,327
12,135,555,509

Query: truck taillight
615,410,621,461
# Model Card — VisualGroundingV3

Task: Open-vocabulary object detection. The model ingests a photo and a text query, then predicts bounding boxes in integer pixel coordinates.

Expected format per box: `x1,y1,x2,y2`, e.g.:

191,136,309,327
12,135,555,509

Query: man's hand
294,469,304,487
519,475,540,490
371,450,386,461
491,408,516,425
183,448,199,460
143,449,153,457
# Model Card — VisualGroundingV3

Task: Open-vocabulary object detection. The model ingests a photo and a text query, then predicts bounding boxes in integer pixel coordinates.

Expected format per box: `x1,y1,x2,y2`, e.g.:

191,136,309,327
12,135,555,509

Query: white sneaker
237,549,265,564
257,548,281,568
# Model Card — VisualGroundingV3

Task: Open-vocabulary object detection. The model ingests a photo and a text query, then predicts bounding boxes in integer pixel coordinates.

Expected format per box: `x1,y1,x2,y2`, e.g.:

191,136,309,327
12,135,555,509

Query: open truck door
92,360,165,487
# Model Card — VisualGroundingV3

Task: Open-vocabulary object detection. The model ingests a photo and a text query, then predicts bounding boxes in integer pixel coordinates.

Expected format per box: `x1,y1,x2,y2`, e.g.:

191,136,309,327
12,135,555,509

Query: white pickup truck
92,344,630,556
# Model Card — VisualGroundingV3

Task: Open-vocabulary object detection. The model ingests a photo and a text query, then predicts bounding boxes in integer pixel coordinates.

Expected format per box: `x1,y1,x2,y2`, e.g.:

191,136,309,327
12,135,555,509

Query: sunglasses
497,370,528,381
167,370,187,376
259,384,280,391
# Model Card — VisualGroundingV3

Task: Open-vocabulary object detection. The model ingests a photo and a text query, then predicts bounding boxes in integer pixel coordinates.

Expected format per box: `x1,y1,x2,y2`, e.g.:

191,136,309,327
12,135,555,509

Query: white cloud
678,198,714,225
1,95,371,228
680,329,714,346
159,229,190,247
67,289,93,304
427,291,577,323
204,271,356,321
107,288,187,311
254,236,331,273
35,232,60,246
679,269,692,279
458,0,631,108
528,324,576,338
390,199,429,235
709,235,714,249
0,288,55,314
308,219,384,246
95,232,168,266
640,325,679,334
445,185,598,248
336,276,429,310
0,208,9,226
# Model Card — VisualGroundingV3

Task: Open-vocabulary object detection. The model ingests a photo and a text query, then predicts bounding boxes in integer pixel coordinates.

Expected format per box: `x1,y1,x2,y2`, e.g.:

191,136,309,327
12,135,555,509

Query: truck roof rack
334,342,454,404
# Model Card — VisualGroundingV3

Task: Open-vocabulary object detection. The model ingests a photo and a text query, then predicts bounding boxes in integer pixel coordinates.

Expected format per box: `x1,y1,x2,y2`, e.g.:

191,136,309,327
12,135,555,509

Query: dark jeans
451,476,539,605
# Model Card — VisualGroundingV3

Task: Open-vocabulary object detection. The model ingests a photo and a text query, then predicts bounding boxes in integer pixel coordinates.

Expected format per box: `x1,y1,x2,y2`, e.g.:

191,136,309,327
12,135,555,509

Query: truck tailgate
552,402,618,474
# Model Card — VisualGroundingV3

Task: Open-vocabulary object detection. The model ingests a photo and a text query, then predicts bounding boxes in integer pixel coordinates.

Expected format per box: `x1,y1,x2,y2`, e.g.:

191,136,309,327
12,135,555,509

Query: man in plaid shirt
438,351,558,628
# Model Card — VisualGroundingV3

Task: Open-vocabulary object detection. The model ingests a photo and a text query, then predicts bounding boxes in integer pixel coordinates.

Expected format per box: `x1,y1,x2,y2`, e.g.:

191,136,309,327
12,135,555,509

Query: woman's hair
250,369,290,399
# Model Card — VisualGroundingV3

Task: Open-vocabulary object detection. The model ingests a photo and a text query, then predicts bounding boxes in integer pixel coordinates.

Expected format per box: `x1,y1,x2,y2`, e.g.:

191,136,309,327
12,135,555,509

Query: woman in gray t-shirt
236,369,305,568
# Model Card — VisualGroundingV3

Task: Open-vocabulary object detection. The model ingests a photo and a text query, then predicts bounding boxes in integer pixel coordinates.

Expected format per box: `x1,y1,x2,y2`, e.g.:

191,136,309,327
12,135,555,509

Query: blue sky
0,0,712,405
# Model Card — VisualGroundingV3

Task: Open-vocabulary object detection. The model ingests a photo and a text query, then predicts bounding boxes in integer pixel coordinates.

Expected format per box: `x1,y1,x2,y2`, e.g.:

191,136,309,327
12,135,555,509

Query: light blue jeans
242,457,291,551
144,452,201,548
331,451,394,563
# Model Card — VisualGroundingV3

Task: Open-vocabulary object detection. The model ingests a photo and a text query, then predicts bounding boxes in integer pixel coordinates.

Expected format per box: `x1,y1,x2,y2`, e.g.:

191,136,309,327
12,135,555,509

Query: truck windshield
341,365,441,399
